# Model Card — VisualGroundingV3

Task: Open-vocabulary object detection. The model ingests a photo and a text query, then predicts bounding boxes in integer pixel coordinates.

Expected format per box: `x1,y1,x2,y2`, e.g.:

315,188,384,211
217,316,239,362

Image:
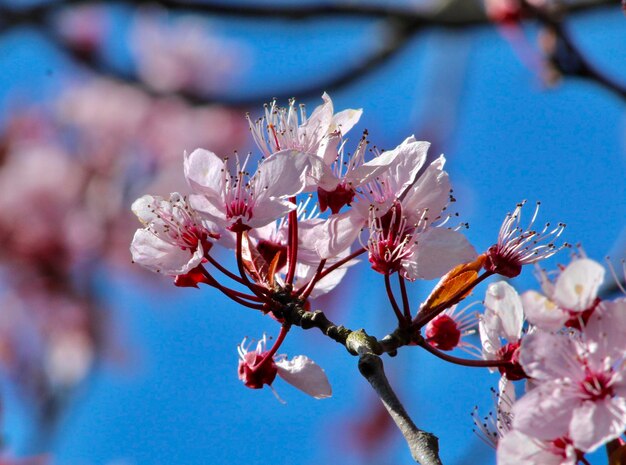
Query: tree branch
0,0,620,107
522,0,626,101
358,354,443,465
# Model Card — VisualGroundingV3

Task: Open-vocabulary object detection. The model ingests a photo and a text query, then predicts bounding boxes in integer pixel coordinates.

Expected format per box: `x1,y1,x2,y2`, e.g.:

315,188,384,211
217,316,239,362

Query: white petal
247,198,296,230
406,228,477,281
402,155,450,224
300,210,363,260
329,107,362,135
130,229,203,275
256,150,324,200
131,194,159,224
383,136,429,197
188,193,227,227
485,281,524,342
522,290,569,332
479,313,502,359
553,259,605,312
298,93,334,152
345,143,406,186
276,355,332,399
184,148,225,197
293,260,353,299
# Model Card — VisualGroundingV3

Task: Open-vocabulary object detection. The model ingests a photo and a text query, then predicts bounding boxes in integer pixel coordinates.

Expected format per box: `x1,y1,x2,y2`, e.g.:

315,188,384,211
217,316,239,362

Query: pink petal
519,331,581,381
247,198,296,230
303,210,363,260
497,430,568,465
512,381,576,440
584,298,626,362
570,397,626,452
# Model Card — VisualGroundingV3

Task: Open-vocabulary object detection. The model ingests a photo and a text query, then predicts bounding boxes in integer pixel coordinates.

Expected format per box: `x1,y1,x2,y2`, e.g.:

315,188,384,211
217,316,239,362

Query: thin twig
385,273,407,326
358,354,443,465
398,274,412,320
416,336,511,368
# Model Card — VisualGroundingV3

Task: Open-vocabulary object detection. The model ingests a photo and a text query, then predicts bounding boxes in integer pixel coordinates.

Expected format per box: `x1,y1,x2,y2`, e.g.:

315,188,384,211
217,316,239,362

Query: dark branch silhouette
0,0,622,106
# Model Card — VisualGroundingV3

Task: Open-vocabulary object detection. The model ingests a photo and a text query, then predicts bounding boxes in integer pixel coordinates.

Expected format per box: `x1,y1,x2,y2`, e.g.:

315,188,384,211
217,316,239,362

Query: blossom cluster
466,257,626,464
131,94,568,404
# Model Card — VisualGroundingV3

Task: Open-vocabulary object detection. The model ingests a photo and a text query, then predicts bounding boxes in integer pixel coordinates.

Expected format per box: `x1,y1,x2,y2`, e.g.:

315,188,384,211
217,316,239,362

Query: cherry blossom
247,93,362,159
131,10,247,94
522,258,605,331
184,148,323,233
237,335,331,399
245,213,357,298
479,281,527,380
363,151,476,280
130,193,218,275
425,304,479,354
484,201,566,278
513,312,626,452
497,430,581,465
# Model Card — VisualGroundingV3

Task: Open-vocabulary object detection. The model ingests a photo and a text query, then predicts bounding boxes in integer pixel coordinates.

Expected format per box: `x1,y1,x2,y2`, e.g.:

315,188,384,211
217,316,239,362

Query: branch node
346,329,383,356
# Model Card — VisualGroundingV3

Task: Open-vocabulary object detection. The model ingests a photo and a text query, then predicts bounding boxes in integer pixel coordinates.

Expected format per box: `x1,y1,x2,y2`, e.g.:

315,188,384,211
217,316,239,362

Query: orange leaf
419,254,486,314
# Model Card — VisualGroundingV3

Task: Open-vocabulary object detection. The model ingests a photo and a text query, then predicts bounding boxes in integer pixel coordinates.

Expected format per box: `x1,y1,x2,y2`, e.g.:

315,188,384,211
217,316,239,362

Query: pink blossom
479,281,527,380
237,336,331,400
247,93,362,159
246,212,357,298
425,304,479,354
484,201,566,278
513,304,626,451
362,152,476,280
131,10,247,94
130,193,218,275
497,430,580,465
315,132,422,215
522,258,604,331
184,148,323,232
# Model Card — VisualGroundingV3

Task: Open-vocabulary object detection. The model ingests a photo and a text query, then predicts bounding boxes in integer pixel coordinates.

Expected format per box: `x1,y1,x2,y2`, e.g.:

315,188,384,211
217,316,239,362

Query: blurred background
0,0,624,464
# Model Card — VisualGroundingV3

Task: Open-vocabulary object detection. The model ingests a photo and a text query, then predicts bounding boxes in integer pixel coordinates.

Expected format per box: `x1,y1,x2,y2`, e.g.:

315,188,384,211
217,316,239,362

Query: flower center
496,342,527,381
238,351,278,390
317,183,355,214
484,244,523,278
564,297,601,330
580,369,614,401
